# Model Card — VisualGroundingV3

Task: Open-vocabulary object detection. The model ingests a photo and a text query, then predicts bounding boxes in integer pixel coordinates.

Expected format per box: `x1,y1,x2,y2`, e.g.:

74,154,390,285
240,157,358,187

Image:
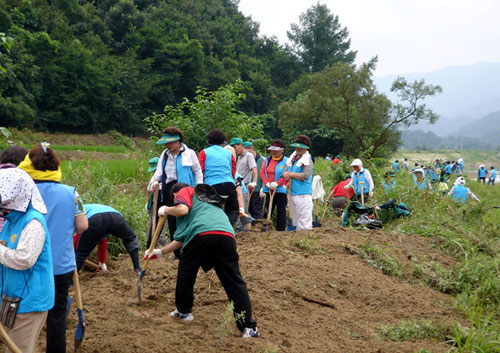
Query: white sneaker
242,327,260,338
170,309,194,322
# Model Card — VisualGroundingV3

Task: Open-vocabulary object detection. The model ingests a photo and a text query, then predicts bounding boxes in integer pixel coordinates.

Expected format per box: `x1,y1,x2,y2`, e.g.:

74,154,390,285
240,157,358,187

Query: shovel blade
137,270,146,304
74,308,86,352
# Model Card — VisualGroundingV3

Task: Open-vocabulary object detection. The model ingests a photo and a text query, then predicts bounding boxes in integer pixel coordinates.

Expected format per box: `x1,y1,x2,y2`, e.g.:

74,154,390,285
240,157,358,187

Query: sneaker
242,327,260,338
169,309,194,322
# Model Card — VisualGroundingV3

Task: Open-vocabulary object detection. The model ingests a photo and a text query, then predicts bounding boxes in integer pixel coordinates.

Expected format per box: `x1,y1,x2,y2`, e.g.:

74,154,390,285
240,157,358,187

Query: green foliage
376,319,444,341
216,301,244,339
144,80,267,151
287,3,356,72
0,126,12,149
279,61,441,159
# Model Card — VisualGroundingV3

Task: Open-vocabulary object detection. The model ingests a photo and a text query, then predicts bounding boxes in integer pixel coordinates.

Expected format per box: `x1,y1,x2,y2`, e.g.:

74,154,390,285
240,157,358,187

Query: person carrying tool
0,168,55,353
144,183,260,338
448,176,480,203
18,143,88,353
74,204,141,273
245,141,264,220
477,165,488,184
198,129,239,225
325,176,354,216
148,127,202,250
488,166,496,186
283,135,314,231
260,139,288,231
230,138,257,230
345,159,374,204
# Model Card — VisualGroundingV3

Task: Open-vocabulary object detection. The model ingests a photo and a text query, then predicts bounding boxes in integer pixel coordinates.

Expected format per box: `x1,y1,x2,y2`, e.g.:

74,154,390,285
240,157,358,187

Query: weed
216,302,244,339
355,243,405,279
376,319,444,341
259,346,280,353
290,237,325,253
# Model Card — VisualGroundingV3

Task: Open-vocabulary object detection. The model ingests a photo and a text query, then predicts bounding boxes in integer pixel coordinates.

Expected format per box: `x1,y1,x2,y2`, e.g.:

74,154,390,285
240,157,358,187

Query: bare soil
32,221,463,353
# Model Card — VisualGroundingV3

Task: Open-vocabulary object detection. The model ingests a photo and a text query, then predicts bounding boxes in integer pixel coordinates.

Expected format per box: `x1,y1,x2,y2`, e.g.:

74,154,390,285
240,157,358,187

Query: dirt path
32,222,462,353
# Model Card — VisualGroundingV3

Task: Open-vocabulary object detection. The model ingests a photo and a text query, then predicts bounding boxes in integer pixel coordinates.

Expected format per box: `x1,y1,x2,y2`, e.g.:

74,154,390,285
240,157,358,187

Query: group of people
0,144,142,353
147,127,317,234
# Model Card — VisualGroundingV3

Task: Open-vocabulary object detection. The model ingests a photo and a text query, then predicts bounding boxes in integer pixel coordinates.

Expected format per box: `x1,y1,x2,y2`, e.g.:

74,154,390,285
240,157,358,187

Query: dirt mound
34,222,462,353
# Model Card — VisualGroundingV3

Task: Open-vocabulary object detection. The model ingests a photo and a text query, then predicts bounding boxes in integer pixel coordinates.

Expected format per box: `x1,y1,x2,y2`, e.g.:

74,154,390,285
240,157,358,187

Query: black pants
46,271,73,353
264,192,288,231
175,234,256,332
75,212,141,271
248,191,264,220
212,182,239,226
160,180,178,241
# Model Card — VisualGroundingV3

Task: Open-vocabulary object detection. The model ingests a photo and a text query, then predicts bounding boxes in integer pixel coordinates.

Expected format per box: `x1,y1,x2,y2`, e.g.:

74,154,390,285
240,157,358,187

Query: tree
144,80,266,152
278,60,442,159
287,3,356,73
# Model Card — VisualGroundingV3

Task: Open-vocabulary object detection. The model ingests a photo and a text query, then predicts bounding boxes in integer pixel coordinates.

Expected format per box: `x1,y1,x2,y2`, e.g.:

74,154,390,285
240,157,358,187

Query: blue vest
382,181,396,193
352,170,369,196
451,185,468,203
392,162,400,172
290,160,313,195
415,179,428,191
161,149,196,188
459,162,464,171
235,173,248,194
36,182,77,275
85,204,120,219
202,145,234,185
491,169,497,179
262,156,288,194
445,164,452,175
0,208,55,313
478,168,486,178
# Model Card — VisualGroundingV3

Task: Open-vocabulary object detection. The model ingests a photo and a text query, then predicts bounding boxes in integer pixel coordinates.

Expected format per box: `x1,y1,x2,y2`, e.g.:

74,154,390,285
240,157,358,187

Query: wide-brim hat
156,133,181,145
229,137,243,145
147,157,159,172
290,142,310,149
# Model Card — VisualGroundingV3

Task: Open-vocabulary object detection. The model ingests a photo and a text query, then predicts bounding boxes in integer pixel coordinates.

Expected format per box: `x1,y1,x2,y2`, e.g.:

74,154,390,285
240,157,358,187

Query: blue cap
156,134,180,145
229,137,243,145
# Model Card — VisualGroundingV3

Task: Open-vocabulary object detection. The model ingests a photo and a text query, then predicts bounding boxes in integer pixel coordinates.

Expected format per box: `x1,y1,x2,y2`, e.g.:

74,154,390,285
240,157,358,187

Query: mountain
374,62,500,137
453,110,500,147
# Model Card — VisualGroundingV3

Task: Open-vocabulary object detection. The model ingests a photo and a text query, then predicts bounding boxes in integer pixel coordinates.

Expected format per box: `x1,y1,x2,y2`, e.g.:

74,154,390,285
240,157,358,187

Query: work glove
265,182,272,189
269,182,278,190
99,262,108,272
143,248,163,260
148,180,160,192
369,190,374,197
247,182,256,189
239,207,245,215
259,189,266,198
144,203,149,212
158,206,168,216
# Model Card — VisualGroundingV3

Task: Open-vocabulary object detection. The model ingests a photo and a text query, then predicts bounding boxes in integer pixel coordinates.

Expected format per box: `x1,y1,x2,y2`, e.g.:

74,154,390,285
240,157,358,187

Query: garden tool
73,269,86,352
147,188,159,247
0,323,22,353
264,190,276,232
247,187,254,210
359,181,365,206
287,180,296,231
137,215,167,304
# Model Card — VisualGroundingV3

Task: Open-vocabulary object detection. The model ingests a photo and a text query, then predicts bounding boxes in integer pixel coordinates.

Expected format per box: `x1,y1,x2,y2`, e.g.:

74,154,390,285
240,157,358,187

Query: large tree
278,60,442,159
287,3,356,73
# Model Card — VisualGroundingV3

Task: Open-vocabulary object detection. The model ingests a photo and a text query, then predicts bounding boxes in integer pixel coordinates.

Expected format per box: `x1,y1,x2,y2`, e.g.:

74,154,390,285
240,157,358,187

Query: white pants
291,194,313,230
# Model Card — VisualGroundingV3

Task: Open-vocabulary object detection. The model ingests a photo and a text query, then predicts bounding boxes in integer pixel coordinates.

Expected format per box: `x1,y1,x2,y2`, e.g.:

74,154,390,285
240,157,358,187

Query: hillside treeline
0,0,307,134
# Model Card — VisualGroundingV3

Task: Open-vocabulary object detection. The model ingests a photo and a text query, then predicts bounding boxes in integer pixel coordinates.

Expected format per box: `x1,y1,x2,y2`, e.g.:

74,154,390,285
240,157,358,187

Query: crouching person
145,183,260,338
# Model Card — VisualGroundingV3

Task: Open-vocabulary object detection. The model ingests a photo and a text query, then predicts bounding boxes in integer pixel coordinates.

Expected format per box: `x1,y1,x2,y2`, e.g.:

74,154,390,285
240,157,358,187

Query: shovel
137,215,167,304
0,323,22,353
73,269,86,352
147,188,159,248
263,190,275,231
312,199,321,228
287,180,296,231
359,181,365,206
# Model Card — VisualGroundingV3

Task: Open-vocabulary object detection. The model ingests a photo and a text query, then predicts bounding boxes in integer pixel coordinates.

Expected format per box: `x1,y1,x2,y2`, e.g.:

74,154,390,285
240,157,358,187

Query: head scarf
350,159,363,167
0,168,47,214
18,154,62,182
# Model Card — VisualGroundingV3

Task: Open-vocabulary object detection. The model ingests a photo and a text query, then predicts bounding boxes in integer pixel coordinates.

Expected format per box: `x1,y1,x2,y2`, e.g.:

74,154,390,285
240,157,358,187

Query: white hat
455,176,466,186
413,168,425,174
350,159,363,167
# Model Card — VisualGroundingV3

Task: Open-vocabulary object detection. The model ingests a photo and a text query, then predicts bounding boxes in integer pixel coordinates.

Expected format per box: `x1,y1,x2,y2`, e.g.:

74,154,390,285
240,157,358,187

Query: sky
238,0,500,77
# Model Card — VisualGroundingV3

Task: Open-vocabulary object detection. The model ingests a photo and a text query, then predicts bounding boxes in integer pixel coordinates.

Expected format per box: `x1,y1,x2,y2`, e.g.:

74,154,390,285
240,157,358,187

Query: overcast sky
238,0,500,77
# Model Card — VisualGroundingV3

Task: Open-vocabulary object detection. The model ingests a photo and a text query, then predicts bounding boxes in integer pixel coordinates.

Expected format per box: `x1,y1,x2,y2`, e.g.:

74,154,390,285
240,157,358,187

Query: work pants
291,194,313,231
175,234,256,332
212,182,239,226
248,190,264,220
264,192,288,231
46,271,73,353
5,311,47,353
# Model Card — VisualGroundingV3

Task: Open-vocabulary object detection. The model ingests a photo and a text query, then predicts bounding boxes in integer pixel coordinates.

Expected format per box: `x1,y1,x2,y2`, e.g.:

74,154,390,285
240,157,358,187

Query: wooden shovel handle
151,188,159,240
0,323,22,353
73,269,83,310
142,215,167,272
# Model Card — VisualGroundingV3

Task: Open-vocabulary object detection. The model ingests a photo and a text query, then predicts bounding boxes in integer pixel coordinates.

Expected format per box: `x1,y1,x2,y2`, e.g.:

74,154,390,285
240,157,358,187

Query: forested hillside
0,0,305,133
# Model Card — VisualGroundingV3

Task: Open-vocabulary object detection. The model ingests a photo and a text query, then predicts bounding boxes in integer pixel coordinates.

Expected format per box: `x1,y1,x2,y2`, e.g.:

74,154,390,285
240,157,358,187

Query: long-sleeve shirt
198,148,236,179
448,186,480,202
0,219,45,270
260,158,286,186
346,168,374,193
153,144,203,185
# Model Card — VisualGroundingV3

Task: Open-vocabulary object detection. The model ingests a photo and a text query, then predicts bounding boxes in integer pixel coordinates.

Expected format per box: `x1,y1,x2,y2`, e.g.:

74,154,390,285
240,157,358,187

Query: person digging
144,182,260,338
